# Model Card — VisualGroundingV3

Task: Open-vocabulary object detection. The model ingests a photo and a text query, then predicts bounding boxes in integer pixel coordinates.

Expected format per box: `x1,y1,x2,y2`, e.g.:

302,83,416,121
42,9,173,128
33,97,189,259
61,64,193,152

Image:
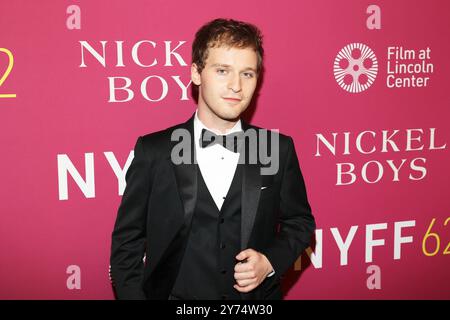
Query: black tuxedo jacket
110,114,316,300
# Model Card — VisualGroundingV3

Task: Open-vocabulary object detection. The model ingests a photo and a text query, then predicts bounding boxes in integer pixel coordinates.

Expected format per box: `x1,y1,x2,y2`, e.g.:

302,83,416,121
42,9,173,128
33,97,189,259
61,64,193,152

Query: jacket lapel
240,121,262,250
241,163,261,250
170,114,198,225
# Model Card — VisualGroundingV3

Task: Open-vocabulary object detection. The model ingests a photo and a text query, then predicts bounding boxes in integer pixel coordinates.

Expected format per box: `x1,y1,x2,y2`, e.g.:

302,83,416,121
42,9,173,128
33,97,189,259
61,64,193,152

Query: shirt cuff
267,270,275,277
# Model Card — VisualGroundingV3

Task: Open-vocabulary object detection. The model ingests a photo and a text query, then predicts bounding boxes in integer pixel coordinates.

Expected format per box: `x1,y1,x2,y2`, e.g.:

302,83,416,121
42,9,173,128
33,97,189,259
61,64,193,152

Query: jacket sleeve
262,137,316,280
110,136,151,299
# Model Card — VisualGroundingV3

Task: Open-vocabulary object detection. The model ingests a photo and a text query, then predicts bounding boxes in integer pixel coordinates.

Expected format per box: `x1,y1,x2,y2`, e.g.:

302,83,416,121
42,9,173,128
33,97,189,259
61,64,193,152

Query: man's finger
234,283,256,293
236,277,257,287
235,248,255,261
234,261,253,273
234,271,256,280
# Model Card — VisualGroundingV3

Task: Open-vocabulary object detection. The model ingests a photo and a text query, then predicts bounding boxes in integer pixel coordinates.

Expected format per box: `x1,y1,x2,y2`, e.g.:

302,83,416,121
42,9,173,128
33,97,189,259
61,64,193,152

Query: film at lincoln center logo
334,43,378,93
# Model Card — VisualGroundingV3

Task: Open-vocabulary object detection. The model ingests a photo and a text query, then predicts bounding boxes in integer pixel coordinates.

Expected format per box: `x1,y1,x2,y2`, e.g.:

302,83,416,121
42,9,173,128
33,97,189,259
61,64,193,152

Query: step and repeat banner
0,1,448,299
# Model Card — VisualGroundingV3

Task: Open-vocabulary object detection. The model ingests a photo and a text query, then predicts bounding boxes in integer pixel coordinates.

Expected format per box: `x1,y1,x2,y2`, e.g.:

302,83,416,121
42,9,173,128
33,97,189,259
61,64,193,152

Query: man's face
192,46,259,122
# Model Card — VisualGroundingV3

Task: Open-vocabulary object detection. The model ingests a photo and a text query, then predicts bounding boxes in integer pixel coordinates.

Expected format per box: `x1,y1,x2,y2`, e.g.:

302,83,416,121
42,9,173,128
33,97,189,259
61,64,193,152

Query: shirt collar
194,109,242,142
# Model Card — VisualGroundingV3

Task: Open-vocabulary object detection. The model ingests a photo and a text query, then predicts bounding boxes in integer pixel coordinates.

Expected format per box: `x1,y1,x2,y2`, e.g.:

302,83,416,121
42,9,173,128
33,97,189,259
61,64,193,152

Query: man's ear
191,63,201,86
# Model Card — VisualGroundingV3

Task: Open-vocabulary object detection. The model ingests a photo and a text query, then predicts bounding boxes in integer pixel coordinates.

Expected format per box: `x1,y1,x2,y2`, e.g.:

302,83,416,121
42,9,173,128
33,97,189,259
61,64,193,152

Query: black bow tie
200,128,244,153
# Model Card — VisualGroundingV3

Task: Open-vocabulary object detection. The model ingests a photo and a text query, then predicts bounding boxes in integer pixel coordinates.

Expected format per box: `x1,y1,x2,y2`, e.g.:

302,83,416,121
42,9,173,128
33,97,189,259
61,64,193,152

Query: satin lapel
170,114,198,224
241,163,261,250
240,121,262,250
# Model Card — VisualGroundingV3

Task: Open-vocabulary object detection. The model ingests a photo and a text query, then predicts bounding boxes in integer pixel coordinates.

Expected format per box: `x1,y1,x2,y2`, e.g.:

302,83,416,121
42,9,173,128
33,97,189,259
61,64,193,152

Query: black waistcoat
171,164,243,300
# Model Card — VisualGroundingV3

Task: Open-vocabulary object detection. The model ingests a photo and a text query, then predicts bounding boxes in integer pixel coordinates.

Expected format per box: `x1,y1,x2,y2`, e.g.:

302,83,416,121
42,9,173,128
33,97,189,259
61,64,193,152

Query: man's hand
233,248,274,293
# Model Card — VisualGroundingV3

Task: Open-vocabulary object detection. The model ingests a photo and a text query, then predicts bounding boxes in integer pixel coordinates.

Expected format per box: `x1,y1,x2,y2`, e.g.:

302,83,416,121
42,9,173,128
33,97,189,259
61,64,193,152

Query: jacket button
220,218,224,224
221,270,227,274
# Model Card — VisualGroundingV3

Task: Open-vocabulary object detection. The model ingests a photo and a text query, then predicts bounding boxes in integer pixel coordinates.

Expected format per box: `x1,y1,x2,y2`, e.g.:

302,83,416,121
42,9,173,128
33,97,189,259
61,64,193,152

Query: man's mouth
223,97,242,102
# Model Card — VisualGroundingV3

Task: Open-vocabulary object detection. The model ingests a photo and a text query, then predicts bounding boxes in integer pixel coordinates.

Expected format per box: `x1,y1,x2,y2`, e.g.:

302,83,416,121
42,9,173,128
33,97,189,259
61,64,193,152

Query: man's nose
228,74,242,93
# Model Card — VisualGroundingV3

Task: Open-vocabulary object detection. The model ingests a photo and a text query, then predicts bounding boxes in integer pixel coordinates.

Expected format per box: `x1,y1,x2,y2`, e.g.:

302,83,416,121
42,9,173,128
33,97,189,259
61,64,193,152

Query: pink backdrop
0,0,449,299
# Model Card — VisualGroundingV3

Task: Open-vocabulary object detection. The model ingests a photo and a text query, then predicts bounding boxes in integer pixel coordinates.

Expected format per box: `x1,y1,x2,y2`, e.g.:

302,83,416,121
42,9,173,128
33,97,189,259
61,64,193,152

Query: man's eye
243,72,255,78
217,69,227,74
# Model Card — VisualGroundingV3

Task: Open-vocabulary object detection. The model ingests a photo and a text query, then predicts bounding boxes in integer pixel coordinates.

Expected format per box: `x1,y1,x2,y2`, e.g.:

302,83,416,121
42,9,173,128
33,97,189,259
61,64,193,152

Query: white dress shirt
194,111,242,211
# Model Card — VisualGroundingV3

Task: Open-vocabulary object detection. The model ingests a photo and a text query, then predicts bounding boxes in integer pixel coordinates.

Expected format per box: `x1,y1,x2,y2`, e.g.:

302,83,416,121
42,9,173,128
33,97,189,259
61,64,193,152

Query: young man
110,18,315,300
